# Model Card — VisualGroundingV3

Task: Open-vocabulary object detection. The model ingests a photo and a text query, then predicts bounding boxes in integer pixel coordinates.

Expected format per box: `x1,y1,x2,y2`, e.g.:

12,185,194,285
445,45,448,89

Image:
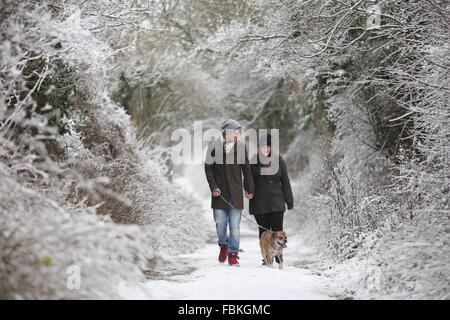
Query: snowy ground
117,164,338,300
118,224,338,300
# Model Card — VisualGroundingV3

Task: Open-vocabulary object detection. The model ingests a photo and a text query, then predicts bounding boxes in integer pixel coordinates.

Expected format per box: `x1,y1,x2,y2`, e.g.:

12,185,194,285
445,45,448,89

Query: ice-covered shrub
0,165,148,299
233,0,449,299
0,0,207,299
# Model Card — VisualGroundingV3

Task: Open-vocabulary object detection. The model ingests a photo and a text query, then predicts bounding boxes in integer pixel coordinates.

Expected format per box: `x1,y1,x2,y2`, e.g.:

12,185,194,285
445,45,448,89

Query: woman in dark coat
249,134,294,239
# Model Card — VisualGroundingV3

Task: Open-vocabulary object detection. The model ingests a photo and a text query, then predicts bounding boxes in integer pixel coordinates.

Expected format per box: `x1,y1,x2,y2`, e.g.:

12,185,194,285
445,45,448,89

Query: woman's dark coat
249,156,294,215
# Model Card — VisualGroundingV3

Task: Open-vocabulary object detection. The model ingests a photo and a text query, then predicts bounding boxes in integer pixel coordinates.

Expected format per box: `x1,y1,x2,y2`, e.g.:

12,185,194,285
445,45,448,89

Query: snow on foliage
0,0,206,299
1,0,448,300
205,0,449,299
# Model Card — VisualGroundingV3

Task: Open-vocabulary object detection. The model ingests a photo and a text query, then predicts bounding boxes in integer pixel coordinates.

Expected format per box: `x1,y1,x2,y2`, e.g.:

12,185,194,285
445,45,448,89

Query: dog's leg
267,256,274,268
277,254,284,269
261,248,267,266
263,255,270,267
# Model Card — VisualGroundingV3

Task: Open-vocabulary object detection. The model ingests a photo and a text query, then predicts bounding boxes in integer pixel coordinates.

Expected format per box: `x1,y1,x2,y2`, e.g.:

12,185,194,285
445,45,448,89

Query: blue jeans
213,202,242,253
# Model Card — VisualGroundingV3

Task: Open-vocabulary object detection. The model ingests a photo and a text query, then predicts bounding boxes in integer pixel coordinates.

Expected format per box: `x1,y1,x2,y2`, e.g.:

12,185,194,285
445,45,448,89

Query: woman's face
260,146,271,157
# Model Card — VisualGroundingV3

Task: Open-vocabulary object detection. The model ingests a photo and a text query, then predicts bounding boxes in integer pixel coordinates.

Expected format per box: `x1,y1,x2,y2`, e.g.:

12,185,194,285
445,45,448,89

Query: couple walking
204,119,294,266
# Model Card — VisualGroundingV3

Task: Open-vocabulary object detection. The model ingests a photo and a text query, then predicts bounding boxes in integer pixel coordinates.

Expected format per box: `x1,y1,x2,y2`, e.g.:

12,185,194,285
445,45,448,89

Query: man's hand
245,192,254,200
212,189,221,197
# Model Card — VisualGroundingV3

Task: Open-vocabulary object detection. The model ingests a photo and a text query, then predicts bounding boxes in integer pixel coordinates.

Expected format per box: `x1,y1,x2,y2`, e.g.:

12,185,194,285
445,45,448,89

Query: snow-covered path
149,236,332,299
118,164,336,300
119,225,336,300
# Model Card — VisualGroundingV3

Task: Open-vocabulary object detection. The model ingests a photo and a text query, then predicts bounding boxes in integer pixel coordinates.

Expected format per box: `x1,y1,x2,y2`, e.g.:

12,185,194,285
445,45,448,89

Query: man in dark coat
204,119,255,266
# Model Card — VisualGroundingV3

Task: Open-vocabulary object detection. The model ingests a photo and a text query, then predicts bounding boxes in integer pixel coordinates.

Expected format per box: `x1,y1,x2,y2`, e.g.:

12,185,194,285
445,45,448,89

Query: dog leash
218,194,275,234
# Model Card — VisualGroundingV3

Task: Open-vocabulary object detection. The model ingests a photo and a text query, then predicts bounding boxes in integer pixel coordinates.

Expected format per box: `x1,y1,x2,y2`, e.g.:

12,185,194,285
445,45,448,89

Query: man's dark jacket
204,141,255,210
249,156,294,215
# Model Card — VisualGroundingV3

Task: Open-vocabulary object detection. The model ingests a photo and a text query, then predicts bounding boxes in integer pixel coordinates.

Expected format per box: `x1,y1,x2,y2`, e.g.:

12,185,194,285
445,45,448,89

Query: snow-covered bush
0,0,207,299
1,0,448,300
0,165,148,299
210,0,449,299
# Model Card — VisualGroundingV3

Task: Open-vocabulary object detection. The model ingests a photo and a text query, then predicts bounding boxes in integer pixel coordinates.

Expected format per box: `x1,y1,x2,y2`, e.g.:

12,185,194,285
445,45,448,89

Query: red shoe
218,245,228,263
228,253,239,266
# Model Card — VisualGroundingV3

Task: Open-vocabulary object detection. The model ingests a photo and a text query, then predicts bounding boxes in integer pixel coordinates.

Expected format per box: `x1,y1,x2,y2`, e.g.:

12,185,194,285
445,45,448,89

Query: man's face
232,129,241,142
225,129,241,142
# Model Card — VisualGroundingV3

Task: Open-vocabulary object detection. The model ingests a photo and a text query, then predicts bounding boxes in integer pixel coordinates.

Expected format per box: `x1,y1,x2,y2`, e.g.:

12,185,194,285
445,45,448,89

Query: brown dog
260,230,287,269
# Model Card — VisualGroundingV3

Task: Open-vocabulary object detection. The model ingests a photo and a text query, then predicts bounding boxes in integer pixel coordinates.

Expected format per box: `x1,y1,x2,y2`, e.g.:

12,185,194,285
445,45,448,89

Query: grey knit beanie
220,119,241,131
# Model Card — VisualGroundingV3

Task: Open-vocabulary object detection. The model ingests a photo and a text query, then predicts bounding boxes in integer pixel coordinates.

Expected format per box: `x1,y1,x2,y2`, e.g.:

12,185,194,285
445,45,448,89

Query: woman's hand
245,192,254,200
